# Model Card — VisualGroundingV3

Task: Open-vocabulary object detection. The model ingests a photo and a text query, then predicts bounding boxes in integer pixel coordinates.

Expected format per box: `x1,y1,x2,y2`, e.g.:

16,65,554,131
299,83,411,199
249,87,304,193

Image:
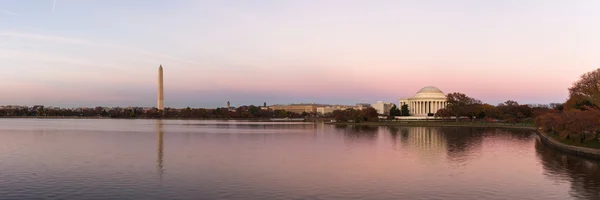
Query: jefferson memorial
399,86,448,116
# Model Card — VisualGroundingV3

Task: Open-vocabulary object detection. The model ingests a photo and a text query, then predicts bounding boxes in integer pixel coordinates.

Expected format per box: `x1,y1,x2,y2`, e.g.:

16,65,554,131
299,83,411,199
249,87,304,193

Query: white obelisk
158,65,164,110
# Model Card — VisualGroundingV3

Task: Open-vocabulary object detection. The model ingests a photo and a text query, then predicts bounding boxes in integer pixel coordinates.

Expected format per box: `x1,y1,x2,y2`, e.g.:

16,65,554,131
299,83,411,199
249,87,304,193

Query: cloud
1,9,17,16
0,31,199,65
0,49,126,72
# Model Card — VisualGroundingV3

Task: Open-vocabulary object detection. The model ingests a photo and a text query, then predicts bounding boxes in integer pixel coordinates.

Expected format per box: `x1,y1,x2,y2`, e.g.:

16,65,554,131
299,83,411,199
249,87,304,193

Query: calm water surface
0,119,599,200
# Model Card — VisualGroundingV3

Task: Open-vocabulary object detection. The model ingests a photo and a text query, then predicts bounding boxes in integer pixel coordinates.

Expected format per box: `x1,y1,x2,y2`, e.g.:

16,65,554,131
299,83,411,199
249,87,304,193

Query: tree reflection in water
386,126,400,149
334,125,378,141
388,126,399,140
536,140,600,200
440,127,484,165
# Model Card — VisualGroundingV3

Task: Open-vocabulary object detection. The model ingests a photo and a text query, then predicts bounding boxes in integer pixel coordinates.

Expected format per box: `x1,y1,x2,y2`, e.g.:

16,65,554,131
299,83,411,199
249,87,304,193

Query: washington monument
158,65,164,110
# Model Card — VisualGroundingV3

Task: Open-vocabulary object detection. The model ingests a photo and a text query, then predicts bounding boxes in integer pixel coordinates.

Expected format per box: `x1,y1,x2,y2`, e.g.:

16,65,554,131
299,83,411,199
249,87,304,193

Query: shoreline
537,131,600,159
0,116,319,122
326,121,536,129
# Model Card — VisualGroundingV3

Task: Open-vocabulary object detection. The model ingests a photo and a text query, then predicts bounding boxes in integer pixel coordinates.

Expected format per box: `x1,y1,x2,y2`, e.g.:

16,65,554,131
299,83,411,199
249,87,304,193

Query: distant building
0,105,27,110
46,106,61,110
226,101,236,112
316,104,372,115
269,104,318,114
317,105,351,115
355,103,371,107
371,101,394,115
354,103,371,110
260,102,269,110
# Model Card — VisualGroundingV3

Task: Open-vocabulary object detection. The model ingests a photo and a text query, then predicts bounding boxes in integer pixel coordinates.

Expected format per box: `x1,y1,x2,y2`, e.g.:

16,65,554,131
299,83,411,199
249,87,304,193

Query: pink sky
0,0,598,107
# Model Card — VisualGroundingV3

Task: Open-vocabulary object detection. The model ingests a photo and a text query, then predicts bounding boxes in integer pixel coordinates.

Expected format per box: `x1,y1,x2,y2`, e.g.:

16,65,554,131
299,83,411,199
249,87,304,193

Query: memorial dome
413,86,446,99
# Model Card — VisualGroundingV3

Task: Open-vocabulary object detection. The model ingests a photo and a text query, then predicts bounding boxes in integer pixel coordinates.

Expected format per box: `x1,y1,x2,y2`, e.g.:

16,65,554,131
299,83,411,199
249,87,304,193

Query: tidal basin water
1,119,599,200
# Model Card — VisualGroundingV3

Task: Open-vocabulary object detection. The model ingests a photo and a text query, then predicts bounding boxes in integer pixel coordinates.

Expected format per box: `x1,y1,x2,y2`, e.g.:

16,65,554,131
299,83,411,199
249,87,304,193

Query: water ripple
0,120,598,199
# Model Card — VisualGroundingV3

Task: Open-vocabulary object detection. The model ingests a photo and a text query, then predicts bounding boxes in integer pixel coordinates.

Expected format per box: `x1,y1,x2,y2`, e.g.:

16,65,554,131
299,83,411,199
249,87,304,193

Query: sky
0,0,599,108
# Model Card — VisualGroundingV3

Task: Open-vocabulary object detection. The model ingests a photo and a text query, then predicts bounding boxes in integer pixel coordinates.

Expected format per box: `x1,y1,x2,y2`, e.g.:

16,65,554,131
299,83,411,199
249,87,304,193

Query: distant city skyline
1,0,599,107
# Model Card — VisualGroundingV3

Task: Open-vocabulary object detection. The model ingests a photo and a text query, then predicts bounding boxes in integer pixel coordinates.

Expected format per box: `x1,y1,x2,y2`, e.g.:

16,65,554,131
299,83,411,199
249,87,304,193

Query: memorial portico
398,86,448,116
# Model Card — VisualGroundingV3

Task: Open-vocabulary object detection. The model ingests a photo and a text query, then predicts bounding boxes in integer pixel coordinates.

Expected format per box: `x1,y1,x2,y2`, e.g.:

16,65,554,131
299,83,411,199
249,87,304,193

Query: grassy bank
326,121,535,129
544,132,600,149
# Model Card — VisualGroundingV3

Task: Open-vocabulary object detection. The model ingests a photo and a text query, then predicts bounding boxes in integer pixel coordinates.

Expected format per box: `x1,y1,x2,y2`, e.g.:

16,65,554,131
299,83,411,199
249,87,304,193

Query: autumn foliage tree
442,92,482,121
535,68,600,145
476,103,498,120
564,94,596,111
434,108,452,119
568,68,600,108
332,107,379,123
496,100,533,123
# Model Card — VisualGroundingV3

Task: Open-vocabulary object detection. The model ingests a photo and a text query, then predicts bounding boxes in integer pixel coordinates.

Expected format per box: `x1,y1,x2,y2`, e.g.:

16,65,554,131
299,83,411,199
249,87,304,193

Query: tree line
535,68,600,146
388,104,410,118
329,92,554,124
433,93,552,124
331,107,380,123
0,105,304,119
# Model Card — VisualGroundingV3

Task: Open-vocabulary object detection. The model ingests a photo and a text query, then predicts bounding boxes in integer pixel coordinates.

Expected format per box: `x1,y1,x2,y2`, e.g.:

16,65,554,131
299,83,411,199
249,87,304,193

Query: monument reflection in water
157,120,164,179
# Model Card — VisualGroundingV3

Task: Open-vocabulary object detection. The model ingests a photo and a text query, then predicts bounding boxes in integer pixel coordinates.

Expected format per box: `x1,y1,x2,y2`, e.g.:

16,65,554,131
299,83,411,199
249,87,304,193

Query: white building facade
317,106,349,115
399,86,448,116
371,101,395,115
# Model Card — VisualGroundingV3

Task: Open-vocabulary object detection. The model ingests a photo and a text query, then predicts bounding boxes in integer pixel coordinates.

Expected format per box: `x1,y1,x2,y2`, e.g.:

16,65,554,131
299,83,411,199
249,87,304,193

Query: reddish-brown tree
446,92,482,121
569,68,600,107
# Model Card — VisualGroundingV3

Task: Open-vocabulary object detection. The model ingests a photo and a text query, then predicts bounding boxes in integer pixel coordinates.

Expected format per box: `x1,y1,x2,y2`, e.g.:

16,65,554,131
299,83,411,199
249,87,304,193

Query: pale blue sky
1,0,599,108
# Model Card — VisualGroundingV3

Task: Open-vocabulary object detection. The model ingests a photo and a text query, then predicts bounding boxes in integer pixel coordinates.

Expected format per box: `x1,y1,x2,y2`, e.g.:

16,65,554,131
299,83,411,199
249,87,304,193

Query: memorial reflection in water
384,126,485,159
403,127,447,155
